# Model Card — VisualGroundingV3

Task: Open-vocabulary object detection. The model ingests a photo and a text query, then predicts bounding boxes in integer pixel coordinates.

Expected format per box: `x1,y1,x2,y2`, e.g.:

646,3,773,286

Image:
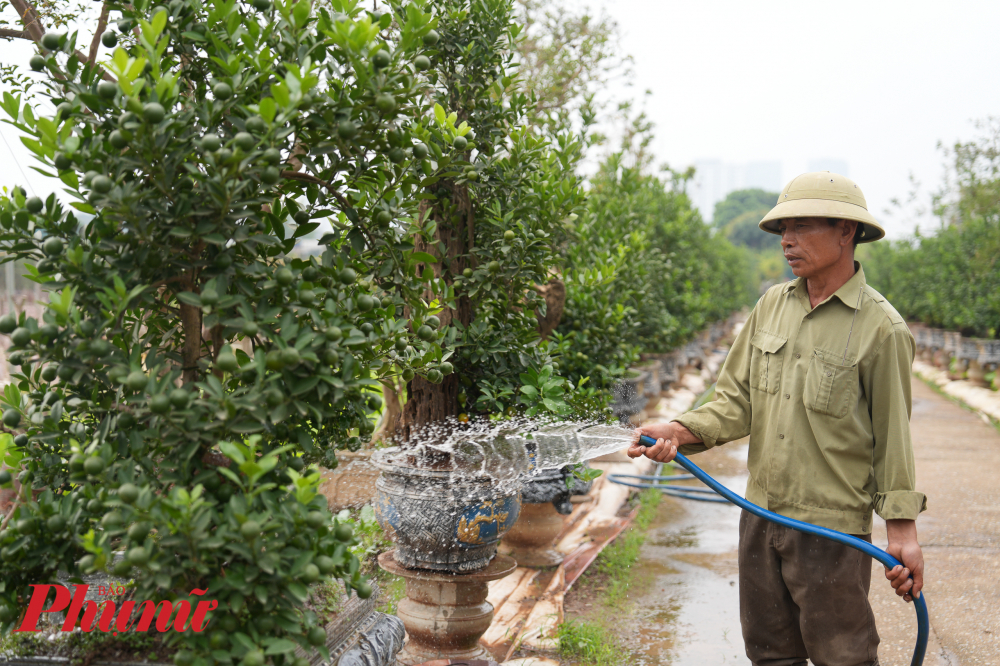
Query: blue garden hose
623,434,930,666
607,472,731,503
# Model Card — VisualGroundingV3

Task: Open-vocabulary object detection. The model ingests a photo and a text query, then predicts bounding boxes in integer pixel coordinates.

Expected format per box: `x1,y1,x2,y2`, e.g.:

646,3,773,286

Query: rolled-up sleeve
674,306,756,454
868,325,927,520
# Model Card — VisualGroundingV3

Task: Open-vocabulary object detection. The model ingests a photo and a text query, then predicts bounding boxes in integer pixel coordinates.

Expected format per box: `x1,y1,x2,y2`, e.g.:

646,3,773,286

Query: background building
692,160,782,223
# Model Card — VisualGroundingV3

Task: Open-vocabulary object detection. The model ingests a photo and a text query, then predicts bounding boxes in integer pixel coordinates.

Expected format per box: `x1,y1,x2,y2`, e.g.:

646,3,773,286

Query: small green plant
339,504,390,569
565,463,602,489
333,504,404,615
374,573,405,615
556,618,624,666
563,377,614,420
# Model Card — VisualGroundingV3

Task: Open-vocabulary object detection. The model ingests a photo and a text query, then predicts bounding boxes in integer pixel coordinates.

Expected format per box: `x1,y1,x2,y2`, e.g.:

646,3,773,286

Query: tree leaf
410,251,438,264
287,582,308,603
263,639,299,655
177,291,202,306
259,98,276,123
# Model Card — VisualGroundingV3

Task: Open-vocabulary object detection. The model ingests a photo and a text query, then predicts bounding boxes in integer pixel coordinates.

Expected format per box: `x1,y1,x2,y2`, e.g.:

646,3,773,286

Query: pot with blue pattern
371,449,522,573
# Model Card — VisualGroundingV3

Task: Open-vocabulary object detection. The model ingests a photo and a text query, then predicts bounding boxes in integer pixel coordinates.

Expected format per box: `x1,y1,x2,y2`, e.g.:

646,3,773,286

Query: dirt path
607,376,1000,665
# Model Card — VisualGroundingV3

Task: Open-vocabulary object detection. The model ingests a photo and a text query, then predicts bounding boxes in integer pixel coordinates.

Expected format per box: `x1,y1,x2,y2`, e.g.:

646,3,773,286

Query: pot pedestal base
378,550,517,666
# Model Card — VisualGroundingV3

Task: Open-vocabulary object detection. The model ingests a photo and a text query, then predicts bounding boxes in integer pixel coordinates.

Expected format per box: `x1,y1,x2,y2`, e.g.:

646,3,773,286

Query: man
629,171,926,666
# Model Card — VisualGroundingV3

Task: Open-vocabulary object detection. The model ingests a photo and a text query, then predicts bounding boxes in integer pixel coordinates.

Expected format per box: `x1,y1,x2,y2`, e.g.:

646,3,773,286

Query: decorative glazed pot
372,450,522,573
611,371,648,423
679,342,704,376
316,450,380,512
633,362,661,400
928,328,947,368
977,339,1000,388
659,352,679,390
499,502,566,568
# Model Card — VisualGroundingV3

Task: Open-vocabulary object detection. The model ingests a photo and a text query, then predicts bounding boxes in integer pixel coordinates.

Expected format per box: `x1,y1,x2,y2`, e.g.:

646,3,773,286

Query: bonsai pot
500,465,593,567
316,450,380,511
372,449,522,573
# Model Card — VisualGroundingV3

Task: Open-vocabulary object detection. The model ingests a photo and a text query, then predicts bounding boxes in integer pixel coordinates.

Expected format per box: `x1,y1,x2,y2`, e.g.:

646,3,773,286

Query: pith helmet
759,171,885,243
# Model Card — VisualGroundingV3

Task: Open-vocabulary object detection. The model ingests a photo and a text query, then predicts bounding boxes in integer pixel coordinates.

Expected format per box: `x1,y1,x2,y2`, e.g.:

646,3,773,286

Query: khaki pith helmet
759,171,885,243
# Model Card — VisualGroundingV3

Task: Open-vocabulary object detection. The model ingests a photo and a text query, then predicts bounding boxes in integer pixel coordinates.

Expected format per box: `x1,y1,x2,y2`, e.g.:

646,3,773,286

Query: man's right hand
627,422,701,463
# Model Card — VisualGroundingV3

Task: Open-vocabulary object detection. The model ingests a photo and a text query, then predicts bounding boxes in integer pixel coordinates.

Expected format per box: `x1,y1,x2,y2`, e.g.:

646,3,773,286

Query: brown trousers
738,510,880,666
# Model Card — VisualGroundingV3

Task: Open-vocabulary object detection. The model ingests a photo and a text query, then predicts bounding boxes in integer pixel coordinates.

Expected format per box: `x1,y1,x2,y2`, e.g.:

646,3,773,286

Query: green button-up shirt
675,263,927,534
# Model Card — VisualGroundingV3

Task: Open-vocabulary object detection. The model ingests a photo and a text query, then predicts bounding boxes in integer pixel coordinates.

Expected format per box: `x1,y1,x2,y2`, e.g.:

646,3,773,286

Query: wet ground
625,443,750,665
583,376,1000,665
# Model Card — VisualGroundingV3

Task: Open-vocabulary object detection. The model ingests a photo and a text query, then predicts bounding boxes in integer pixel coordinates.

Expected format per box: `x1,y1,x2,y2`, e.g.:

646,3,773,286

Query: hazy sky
2,1,1000,238
596,0,1000,237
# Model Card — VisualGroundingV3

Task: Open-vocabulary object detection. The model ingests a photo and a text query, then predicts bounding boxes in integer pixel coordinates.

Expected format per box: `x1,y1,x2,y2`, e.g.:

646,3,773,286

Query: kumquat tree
0,0,474,663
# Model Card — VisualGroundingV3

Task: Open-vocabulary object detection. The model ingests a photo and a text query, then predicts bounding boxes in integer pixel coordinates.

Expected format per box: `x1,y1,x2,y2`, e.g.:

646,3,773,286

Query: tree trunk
401,183,474,438
371,377,403,445
402,374,461,436
536,278,566,340
180,268,203,385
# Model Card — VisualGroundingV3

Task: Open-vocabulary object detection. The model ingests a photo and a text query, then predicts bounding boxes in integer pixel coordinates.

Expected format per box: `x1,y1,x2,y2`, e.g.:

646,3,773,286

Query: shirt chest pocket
749,331,787,394
804,351,859,418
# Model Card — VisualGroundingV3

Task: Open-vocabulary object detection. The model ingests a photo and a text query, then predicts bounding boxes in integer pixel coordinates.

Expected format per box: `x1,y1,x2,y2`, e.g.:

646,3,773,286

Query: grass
374,570,405,615
556,487,662,664
593,488,661,609
556,619,624,666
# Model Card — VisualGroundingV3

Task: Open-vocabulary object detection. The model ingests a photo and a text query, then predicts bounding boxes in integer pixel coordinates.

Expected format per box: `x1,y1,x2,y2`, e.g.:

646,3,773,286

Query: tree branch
279,170,378,248
89,2,111,65
0,498,20,531
8,0,43,41
280,171,350,209
0,28,30,40
149,274,189,290
8,0,116,81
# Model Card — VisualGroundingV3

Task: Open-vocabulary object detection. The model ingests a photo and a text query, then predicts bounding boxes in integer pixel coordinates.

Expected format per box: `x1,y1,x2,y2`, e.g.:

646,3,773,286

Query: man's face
778,217,856,279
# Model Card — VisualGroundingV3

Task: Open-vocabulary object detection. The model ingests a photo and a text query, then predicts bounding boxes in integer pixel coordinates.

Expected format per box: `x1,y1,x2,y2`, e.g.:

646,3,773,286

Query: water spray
618,434,930,666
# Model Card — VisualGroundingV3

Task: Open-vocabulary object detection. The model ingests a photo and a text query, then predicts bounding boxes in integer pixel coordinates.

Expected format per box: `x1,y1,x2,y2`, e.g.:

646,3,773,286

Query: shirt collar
783,261,867,311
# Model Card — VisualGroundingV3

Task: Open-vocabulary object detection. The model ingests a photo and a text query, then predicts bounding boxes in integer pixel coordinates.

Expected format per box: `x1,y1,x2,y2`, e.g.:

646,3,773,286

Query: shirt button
785,394,790,399
826,371,833,377
779,434,785,439
806,314,813,319
795,353,801,359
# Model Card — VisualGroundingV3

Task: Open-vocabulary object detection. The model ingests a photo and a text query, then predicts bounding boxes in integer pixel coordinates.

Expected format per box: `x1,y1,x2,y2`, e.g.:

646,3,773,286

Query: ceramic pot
611,371,648,423
372,451,521,573
499,465,592,567
317,450,380,511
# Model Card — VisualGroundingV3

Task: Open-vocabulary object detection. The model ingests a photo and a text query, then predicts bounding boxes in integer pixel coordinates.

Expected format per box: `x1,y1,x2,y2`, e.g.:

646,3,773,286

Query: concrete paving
870,378,1000,665
624,376,1000,665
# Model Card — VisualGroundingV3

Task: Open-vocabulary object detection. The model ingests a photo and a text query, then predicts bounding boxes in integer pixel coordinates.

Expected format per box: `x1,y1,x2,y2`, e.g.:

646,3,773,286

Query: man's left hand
884,519,924,603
